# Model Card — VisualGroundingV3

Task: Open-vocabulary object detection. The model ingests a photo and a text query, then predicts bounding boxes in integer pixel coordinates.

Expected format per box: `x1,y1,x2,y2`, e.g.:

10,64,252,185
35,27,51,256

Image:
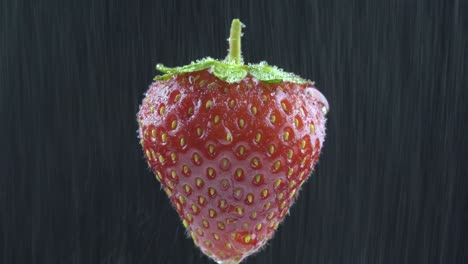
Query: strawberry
137,19,328,264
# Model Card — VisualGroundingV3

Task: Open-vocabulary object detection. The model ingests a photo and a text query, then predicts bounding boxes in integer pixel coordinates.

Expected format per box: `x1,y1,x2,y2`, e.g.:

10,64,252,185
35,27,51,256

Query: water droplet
321,105,329,115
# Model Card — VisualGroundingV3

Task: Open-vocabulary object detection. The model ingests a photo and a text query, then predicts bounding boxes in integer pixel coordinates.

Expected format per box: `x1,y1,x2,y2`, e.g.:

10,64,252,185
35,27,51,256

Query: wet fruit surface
138,69,327,262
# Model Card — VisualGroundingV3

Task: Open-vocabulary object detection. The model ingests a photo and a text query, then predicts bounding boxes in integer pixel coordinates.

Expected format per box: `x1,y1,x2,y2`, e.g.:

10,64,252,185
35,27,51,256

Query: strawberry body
138,69,328,263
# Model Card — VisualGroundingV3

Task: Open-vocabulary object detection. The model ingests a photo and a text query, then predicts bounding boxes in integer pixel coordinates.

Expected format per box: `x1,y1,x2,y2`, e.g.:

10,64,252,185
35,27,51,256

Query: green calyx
154,19,308,84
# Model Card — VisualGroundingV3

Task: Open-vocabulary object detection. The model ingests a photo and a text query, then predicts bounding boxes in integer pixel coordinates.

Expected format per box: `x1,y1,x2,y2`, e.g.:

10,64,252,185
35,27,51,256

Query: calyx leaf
155,58,308,84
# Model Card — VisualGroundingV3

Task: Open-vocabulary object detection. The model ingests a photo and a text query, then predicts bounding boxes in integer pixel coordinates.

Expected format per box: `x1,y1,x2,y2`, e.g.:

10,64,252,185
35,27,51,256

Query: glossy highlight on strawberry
137,19,328,264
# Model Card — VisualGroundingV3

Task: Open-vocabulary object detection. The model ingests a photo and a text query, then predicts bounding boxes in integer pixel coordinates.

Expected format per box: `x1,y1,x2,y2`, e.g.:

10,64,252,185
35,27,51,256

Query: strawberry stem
227,19,243,65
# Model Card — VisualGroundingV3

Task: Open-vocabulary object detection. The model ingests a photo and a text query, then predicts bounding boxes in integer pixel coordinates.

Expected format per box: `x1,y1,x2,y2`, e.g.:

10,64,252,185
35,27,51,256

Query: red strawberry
137,19,328,264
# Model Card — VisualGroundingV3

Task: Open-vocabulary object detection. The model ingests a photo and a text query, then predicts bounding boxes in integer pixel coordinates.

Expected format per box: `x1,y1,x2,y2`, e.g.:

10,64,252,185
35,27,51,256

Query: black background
1,0,468,263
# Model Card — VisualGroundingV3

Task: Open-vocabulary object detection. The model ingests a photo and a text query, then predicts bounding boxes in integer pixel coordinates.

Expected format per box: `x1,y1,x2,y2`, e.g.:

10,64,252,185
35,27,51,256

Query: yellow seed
209,209,216,218
208,144,215,154
244,234,251,243
214,115,220,124
277,192,284,200
275,179,282,188
222,158,229,169
236,168,243,179
251,106,257,115
246,194,253,204
202,219,209,228
290,189,297,198
294,117,299,128
221,179,229,189
182,165,189,174
219,199,226,208
236,207,244,215
159,106,165,115
269,145,275,154
180,137,186,147
205,241,211,247
274,160,281,171
213,233,220,240
256,223,262,231
205,100,213,109
264,202,271,210
254,174,262,184
299,171,305,180
226,133,232,142
301,156,307,165
288,168,294,177
169,120,177,130
191,232,197,241
174,94,181,102
161,133,167,143
183,185,191,195
176,202,181,211
270,115,276,123
150,106,155,113
283,131,290,141
251,157,259,168
238,119,245,128
209,187,216,197
207,168,214,177
165,188,172,196
255,133,262,142
179,195,186,204
197,228,203,236
261,189,269,198
281,102,287,112
193,153,200,163
187,107,193,115
251,211,257,219
191,204,199,213
287,149,293,159
238,146,245,155
151,129,157,137
196,178,203,188
268,211,275,220
310,124,315,133
218,222,225,230
274,222,279,230
280,201,287,210
301,140,306,149
186,213,193,222
229,99,235,108
155,171,162,181
289,180,296,188
158,155,165,163
196,127,203,136
226,243,232,249
171,153,177,161
199,196,206,205
145,149,151,159
182,219,188,228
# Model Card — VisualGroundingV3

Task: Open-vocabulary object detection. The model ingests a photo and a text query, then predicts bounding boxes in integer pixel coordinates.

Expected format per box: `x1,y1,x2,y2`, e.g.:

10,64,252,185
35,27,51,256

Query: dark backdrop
1,0,468,263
